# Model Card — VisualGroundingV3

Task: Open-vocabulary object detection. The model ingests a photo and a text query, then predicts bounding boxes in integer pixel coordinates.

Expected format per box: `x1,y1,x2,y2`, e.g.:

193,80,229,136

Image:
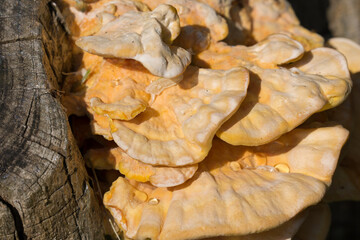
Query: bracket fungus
203,203,330,240
322,38,360,202
213,45,351,146
104,126,348,240
136,0,229,50
62,53,156,128
173,25,211,54
76,4,191,78
138,0,229,41
195,33,305,69
166,0,229,42
197,0,235,17
327,38,360,74
230,0,324,50
60,0,150,37
83,57,155,121
57,0,356,239
86,146,198,187
111,66,249,166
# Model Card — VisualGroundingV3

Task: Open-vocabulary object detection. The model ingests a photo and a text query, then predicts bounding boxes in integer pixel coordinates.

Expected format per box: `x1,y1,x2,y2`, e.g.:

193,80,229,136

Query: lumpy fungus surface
58,0,358,239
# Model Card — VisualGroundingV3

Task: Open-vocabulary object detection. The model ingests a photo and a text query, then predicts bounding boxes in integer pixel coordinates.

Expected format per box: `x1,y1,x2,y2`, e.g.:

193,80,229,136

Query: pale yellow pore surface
104,126,348,240
76,4,191,78
112,66,249,166
85,147,198,187
217,48,351,146
60,0,150,37
195,34,305,69
241,0,324,50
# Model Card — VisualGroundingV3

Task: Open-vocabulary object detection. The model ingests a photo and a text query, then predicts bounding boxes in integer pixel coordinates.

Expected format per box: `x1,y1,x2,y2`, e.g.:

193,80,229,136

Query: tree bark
0,0,105,239
328,0,360,44
0,201,19,240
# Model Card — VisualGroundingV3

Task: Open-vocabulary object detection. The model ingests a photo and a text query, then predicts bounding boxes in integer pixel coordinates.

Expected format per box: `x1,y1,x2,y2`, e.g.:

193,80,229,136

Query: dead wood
0,0,105,238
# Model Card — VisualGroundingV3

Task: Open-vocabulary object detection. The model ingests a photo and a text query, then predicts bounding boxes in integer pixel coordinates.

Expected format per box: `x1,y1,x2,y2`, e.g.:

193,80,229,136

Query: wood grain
0,0,105,238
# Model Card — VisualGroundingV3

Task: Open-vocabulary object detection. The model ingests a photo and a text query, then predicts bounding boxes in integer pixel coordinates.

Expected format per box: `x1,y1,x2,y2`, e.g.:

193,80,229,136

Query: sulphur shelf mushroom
57,0,355,239
85,146,198,187
103,125,348,240
111,66,249,166
323,38,360,202
134,0,229,52
76,4,191,78
61,54,154,126
62,51,190,136
230,0,324,50
82,56,154,121
203,203,331,240
210,44,351,146
195,33,305,69
139,0,229,41
165,0,229,42
77,65,249,166
197,0,235,17
59,0,150,37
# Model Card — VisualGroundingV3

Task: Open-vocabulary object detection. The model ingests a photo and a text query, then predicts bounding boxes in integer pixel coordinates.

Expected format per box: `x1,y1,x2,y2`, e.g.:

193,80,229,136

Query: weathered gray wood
328,0,360,44
0,201,19,240
0,0,105,239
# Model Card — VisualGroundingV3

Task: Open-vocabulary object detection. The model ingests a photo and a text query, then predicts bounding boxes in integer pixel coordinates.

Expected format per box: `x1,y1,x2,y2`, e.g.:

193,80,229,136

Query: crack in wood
0,36,42,45
0,0,106,238
62,146,83,239
0,197,27,240
21,91,37,139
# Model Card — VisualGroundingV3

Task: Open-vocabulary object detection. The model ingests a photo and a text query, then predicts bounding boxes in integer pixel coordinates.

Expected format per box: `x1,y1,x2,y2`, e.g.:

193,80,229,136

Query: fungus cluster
59,0,360,239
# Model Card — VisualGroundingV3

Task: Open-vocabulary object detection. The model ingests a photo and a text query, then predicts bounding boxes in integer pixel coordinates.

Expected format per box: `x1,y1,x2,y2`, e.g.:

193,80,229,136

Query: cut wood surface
0,0,105,239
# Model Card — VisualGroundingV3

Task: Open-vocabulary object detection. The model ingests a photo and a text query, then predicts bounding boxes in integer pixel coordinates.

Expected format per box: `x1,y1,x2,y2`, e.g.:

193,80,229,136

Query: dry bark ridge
0,0,105,239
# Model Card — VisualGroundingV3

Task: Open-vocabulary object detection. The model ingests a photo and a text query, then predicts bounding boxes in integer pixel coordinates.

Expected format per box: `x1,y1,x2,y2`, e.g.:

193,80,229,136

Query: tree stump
0,0,105,239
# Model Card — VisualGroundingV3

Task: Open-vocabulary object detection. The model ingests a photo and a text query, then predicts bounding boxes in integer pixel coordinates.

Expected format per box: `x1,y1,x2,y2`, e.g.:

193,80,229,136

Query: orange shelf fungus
104,126,348,240
76,4,191,78
57,0,358,239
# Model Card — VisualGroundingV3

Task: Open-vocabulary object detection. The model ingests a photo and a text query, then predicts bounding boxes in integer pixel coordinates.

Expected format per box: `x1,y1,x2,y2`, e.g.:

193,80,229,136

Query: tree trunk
0,0,105,239
328,0,360,44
